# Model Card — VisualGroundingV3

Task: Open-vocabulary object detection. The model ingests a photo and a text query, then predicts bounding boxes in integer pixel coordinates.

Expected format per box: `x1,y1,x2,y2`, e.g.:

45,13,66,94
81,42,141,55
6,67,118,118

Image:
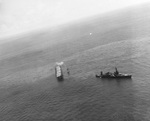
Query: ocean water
57,37,150,121
1,36,150,121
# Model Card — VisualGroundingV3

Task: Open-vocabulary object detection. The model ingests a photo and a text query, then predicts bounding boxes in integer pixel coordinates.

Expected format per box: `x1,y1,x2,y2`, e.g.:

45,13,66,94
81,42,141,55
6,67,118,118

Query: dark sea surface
0,36,150,121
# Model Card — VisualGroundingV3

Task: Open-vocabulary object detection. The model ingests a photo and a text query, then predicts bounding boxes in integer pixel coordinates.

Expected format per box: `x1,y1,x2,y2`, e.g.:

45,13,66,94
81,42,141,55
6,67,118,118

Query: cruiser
96,68,132,79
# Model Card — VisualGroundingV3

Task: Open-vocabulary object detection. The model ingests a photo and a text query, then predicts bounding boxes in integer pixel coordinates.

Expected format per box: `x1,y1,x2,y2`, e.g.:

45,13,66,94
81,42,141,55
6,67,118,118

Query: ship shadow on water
57,78,64,82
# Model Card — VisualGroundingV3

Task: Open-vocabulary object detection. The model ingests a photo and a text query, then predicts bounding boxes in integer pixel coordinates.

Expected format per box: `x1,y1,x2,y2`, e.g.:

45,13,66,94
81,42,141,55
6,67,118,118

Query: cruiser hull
96,74,132,79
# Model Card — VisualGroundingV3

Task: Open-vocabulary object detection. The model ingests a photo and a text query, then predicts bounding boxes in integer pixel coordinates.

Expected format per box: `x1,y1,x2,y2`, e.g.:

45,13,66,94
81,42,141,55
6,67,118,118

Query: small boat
96,68,132,79
55,64,64,81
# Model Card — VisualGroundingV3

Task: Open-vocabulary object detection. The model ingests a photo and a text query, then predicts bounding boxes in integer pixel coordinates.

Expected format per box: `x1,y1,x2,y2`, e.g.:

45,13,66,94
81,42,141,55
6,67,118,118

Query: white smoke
56,62,64,66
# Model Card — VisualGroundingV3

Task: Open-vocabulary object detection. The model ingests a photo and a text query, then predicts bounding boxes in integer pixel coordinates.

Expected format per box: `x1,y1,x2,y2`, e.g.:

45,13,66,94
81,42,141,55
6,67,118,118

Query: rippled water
57,37,150,121
1,37,150,121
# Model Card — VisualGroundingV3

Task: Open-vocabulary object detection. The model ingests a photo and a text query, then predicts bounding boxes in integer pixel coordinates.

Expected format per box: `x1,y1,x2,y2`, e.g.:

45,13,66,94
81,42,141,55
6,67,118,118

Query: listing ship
55,62,64,81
